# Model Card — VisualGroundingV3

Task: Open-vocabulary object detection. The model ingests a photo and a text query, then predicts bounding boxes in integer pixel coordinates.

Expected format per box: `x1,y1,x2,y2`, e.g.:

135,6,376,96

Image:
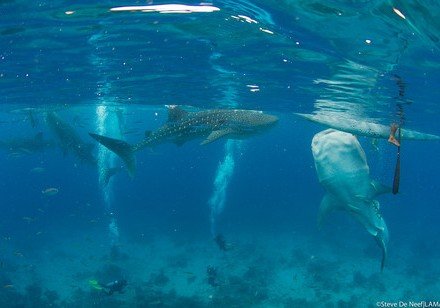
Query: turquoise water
0,1,439,307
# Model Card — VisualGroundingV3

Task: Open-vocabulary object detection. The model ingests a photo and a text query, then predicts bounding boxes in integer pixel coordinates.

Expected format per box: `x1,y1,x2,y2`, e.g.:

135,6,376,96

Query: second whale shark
0,132,55,155
312,129,391,271
296,112,440,141
46,111,119,186
89,106,278,176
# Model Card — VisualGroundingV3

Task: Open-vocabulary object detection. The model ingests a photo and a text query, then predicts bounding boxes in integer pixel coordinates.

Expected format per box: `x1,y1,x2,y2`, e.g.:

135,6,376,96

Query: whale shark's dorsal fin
167,106,188,122
370,180,392,197
317,194,343,229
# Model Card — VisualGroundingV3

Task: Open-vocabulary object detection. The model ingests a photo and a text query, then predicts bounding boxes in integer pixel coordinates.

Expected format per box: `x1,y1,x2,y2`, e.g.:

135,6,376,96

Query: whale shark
296,112,440,141
46,111,119,186
89,106,278,176
312,129,391,271
0,132,55,155
46,111,97,165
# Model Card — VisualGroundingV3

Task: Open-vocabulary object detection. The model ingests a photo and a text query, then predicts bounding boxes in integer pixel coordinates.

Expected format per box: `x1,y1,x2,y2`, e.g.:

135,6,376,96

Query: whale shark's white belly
312,129,371,199
312,129,388,236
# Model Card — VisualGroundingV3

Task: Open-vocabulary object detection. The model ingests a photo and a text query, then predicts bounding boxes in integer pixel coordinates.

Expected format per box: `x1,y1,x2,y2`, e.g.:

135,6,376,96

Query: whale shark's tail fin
319,193,389,271
375,236,387,272
100,166,122,187
89,133,136,177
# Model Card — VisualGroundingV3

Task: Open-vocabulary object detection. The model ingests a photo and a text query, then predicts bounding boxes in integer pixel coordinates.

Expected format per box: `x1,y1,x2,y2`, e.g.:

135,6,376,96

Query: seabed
0,226,438,307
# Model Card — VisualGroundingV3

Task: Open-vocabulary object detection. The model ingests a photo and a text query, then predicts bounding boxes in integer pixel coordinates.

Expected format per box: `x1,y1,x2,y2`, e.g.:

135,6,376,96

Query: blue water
0,1,439,306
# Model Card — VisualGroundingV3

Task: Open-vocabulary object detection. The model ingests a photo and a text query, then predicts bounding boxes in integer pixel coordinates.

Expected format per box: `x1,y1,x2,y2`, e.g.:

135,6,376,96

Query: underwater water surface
0,0,439,307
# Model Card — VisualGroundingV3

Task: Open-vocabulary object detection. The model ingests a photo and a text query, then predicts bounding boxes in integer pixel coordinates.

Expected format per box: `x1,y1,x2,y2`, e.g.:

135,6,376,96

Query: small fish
30,167,45,174
17,148,32,154
3,285,14,289
22,216,36,223
14,251,24,257
42,187,59,196
370,138,379,152
35,231,43,236
8,152,24,159
148,300,162,306
123,128,140,135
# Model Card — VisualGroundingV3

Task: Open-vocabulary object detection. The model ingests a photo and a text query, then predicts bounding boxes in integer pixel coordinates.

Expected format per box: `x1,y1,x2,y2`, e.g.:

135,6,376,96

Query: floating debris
42,187,59,196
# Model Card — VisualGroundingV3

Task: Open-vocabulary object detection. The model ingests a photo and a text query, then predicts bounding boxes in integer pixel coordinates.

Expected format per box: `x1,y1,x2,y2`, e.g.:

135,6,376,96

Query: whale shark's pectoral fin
318,194,343,229
201,128,234,145
370,180,392,196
